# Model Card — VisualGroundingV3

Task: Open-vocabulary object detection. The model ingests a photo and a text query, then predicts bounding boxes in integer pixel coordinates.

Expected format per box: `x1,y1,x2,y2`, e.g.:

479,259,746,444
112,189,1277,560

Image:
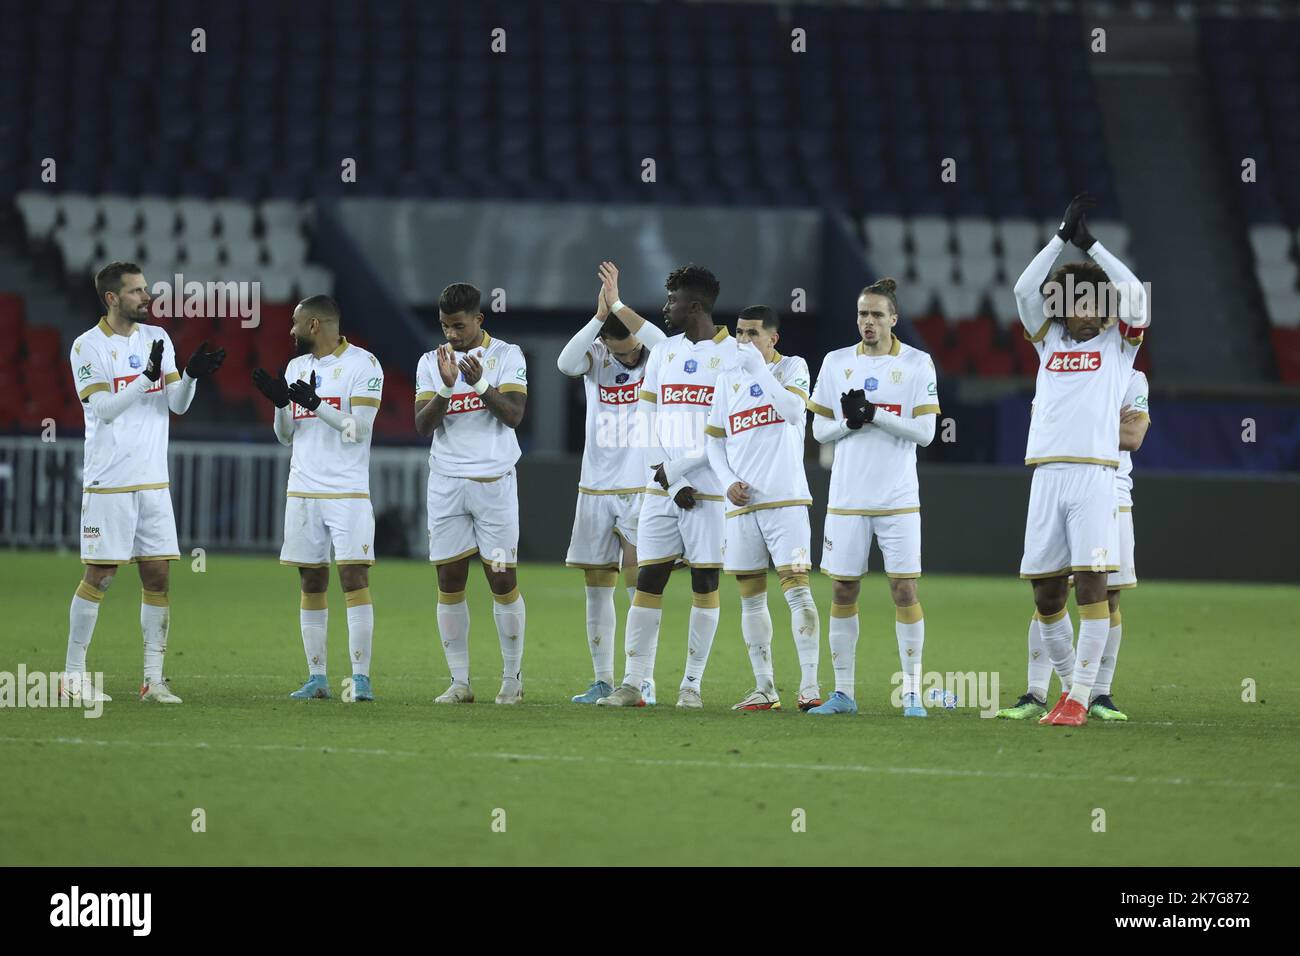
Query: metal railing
0,437,431,556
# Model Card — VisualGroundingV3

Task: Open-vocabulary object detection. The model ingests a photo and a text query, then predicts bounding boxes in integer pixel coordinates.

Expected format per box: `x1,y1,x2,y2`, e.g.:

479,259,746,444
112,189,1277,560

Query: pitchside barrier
1,437,1296,582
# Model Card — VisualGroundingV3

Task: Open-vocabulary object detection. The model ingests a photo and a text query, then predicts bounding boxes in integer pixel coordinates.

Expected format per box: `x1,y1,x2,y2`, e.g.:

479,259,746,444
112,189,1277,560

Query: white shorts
1020,463,1120,578
280,495,376,567
636,488,724,568
565,490,641,568
723,505,812,575
80,487,180,565
427,469,519,567
1109,507,1137,589
819,510,922,580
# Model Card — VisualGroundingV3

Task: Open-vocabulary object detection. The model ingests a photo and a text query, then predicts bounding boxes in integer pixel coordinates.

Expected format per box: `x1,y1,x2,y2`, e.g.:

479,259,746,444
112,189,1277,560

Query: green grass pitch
1,551,1297,866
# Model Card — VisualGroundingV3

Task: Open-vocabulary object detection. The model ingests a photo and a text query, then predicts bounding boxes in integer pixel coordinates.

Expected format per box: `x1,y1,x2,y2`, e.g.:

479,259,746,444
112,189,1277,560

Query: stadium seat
15,191,59,242
59,194,99,234
138,197,178,239
99,195,139,235
176,198,220,239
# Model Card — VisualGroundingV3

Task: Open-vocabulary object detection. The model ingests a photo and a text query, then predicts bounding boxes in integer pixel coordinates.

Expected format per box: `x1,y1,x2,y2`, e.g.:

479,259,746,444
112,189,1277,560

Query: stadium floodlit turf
2,552,1297,866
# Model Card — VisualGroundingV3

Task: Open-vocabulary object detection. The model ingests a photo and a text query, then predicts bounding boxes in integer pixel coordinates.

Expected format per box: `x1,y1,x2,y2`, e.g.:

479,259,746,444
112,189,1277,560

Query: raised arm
599,260,666,346
557,290,608,377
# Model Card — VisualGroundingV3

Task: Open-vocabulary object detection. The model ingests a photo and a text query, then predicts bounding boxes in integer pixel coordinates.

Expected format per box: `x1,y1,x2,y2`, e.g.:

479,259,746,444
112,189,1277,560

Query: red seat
975,350,1015,377
24,326,62,362
911,313,947,352
954,316,996,355
0,293,25,333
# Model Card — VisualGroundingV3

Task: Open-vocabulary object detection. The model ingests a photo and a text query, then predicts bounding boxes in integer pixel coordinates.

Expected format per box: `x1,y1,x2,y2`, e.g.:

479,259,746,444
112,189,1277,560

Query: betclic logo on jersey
661,383,715,406
292,395,342,420
598,379,642,405
446,392,486,415
1045,352,1102,372
113,374,162,395
729,404,784,434
872,403,903,416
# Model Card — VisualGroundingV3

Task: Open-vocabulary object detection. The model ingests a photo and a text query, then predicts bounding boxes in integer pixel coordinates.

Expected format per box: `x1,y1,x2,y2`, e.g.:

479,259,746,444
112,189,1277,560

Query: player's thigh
131,487,180,564
79,491,137,566
323,497,376,567
427,473,477,564
1064,465,1119,574
819,511,871,580
1020,467,1071,578
1107,508,1137,590
875,510,922,579
468,470,520,569
280,496,331,568
758,506,812,575
636,491,685,565
679,497,724,570
613,492,641,549
722,511,768,576
564,492,621,569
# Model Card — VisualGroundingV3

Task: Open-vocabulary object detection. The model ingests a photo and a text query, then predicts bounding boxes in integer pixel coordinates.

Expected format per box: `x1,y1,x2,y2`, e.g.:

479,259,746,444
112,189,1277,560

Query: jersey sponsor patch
292,395,342,420
661,383,715,406
872,403,902,416
598,379,642,405
113,374,162,395
446,392,486,415
729,403,785,434
1045,351,1102,372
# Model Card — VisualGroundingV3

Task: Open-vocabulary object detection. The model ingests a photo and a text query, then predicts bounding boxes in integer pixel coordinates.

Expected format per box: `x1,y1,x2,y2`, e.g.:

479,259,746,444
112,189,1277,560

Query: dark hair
439,282,482,316
859,277,898,315
94,261,143,308
297,294,340,325
599,314,632,341
737,305,780,331
665,263,720,312
1042,261,1111,322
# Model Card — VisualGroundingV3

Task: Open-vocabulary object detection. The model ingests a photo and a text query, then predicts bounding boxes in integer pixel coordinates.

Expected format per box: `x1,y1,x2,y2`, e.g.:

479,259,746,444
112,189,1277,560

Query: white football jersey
1116,369,1149,507
769,351,812,421
71,318,181,492
1024,321,1142,468
809,335,940,514
282,338,382,496
705,355,811,516
578,337,653,493
415,332,528,478
639,326,738,496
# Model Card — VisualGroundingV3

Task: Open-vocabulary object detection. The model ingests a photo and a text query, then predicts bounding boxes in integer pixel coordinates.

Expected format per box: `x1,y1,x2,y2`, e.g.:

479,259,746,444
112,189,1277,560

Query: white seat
222,240,263,272
911,251,955,287
213,199,257,240
1250,224,1294,264
98,232,141,264
59,194,100,233
1265,289,1300,328
138,197,178,239
958,255,999,293
997,218,1042,266
937,282,981,320
176,198,219,239
15,191,60,241
99,195,139,235
1088,219,1130,257
137,236,182,277
1256,261,1298,295
260,199,307,234
894,279,934,318
863,215,908,255
53,230,100,276
910,216,951,258
183,237,223,271
264,230,309,267
257,271,295,303
293,263,334,297
955,219,996,259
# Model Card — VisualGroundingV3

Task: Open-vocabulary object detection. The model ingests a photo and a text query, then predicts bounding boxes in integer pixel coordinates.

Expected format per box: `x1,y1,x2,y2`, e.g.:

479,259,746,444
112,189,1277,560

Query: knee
831,580,860,606
635,562,671,595
889,579,919,607
340,567,370,592
690,568,719,593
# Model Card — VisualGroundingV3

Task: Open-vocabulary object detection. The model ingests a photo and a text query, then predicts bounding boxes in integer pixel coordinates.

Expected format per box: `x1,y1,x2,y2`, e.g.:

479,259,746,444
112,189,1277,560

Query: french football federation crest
313,372,322,388
615,372,629,383
129,354,141,369
684,359,697,373
750,383,763,397
865,377,878,391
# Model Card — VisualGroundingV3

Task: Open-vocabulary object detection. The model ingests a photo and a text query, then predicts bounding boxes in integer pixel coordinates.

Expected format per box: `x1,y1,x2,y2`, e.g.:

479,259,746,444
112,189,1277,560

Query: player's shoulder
820,343,859,366
898,340,935,367
483,332,518,354
1130,368,1149,390
71,322,109,353
344,341,380,368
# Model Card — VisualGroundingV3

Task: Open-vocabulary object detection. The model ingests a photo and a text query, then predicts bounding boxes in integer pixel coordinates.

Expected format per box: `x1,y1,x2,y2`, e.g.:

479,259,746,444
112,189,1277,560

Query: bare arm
1119,405,1150,451
480,387,526,429
415,395,449,437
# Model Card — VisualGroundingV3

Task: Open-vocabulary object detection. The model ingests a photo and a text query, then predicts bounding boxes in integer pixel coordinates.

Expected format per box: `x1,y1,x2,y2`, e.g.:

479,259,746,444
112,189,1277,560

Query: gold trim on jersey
78,383,110,399
638,389,657,403
912,404,941,417
712,325,730,343
84,482,170,494
467,473,508,483
498,383,527,394
131,555,180,564
703,424,726,438
81,558,130,566
1024,319,1052,343
826,506,920,516
808,400,834,418
415,391,435,402
479,332,493,350
725,499,812,518
1119,505,1132,513
164,371,181,385
638,552,683,568
566,561,622,571
1020,565,1120,580
350,396,381,408
431,547,481,566
644,487,725,501
97,317,113,337
280,560,329,569
680,560,724,569
1110,582,1138,590
332,337,350,357
885,571,922,580
785,385,809,399
335,560,375,566
1025,456,1119,468
286,491,370,499
578,486,645,496
855,334,902,357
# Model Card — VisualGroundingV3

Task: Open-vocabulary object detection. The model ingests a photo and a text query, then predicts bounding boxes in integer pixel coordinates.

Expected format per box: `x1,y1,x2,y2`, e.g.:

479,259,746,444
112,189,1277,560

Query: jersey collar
855,334,901,357
331,336,349,358
712,325,729,343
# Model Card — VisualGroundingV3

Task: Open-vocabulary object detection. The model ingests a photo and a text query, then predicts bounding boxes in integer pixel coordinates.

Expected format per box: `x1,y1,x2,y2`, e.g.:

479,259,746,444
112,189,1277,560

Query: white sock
66,581,103,674
626,585,636,604
141,590,170,683
345,590,374,677
740,592,774,694
895,605,924,698
585,585,617,684
437,591,470,684
1092,612,1123,700
1026,615,1051,702
681,598,720,691
1038,610,1075,693
829,603,859,697
623,593,662,688
1069,603,1111,705
493,590,526,680
300,601,328,677
784,585,821,696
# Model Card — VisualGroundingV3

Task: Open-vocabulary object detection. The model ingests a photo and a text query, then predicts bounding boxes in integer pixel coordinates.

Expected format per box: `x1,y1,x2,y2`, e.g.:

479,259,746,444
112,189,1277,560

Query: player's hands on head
1072,214,1097,252
1056,193,1095,243
287,376,321,411
598,261,620,311
252,367,290,407
652,463,669,490
185,341,226,379
727,481,751,506
436,343,459,387
142,339,165,382
458,354,483,385
673,486,697,510
841,387,872,428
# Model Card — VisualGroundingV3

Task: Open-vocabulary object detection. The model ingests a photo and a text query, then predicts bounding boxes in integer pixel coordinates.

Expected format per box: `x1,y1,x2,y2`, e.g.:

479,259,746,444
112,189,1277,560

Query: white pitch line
0,736,418,758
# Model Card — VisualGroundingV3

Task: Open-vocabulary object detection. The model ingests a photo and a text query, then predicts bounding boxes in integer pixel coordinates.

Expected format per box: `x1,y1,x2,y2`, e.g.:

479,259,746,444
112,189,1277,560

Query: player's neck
460,331,486,352
105,312,135,337
683,315,715,343
860,333,893,356
312,334,341,358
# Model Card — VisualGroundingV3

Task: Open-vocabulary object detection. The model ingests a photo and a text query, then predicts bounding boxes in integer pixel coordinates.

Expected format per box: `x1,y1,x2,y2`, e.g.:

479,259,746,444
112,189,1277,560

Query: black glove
1055,192,1095,243
185,341,227,379
841,387,874,429
1072,214,1097,253
142,339,165,382
287,376,322,411
252,368,290,408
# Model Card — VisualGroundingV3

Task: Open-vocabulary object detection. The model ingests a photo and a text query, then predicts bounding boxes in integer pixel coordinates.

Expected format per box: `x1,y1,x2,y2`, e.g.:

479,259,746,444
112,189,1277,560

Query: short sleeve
704,372,727,438
72,338,111,401
639,341,662,404
785,357,811,399
351,355,383,408
1124,371,1150,419
912,355,940,417
808,356,836,419
414,352,437,402
498,345,528,394
161,330,181,385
